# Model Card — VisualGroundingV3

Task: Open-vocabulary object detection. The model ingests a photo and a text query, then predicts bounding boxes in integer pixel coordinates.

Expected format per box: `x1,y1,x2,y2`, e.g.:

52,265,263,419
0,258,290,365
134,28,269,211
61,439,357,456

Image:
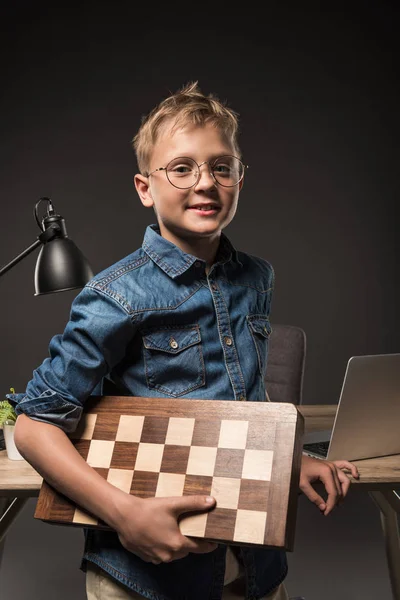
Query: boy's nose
194,163,217,190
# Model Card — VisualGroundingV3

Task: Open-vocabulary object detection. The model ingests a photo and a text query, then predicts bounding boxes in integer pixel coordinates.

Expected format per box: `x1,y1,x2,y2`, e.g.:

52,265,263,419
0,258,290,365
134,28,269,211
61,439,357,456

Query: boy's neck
186,239,219,270
158,227,221,271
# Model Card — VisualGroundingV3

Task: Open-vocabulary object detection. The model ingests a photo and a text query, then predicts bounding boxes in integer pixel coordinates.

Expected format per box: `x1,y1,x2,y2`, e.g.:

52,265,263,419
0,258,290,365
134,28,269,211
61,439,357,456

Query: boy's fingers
327,463,342,499
332,460,360,479
172,497,218,553
336,468,351,498
300,481,326,511
170,495,216,517
184,539,218,554
309,467,339,515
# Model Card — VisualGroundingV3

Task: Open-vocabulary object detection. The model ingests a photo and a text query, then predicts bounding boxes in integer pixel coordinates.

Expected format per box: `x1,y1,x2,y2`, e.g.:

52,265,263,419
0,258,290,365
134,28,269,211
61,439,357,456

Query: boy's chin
184,224,225,238
169,224,224,242
184,215,229,232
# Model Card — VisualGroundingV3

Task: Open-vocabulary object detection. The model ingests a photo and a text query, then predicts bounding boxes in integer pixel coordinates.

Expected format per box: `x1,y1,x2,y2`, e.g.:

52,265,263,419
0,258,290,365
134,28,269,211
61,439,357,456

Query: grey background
0,2,398,599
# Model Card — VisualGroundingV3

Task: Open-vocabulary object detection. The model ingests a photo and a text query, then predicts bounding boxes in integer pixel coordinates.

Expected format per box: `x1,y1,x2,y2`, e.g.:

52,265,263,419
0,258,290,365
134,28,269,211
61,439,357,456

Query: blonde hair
132,81,241,175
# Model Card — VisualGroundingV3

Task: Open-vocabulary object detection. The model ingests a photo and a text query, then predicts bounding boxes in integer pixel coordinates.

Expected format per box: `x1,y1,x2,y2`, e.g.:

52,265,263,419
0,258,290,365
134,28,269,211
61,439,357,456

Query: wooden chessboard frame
34,396,304,550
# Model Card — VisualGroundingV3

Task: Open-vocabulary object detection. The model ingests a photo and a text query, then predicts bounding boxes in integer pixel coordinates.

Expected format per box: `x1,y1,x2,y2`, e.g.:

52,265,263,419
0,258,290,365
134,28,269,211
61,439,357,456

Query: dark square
92,413,121,441
110,441,139,470
72,439,91,461
214,448,244,478
160,445,190,474
205,508,237,542
92,467,109,480
238,479,270,511
130,471,159,498
191,419,221,446
183,474,213,497
140,416,169,444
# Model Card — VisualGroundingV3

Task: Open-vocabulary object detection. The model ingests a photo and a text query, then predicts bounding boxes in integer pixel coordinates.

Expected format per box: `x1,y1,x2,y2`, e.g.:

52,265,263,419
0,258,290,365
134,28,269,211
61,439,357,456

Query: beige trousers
86,547,289,600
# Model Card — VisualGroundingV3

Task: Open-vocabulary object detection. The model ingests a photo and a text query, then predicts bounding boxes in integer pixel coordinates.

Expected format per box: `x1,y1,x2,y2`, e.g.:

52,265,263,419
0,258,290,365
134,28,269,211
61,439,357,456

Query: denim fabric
8,224,287,600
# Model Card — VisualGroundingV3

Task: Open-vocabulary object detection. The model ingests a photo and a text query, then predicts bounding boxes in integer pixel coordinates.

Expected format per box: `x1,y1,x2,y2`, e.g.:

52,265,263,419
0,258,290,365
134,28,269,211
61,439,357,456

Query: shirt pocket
246,315,272,377
142,325,205,397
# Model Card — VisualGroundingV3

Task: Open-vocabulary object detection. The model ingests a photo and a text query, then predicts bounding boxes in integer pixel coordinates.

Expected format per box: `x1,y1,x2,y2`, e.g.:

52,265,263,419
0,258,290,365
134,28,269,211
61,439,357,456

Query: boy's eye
171,165,193,174
212,157,243,181
213,164,230,174
167,159,196,176
213,162,232,177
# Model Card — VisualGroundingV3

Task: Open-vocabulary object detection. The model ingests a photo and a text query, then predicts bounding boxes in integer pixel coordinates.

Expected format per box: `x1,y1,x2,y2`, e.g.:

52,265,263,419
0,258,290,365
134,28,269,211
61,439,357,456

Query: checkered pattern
67,413,274,545
34,396,303,549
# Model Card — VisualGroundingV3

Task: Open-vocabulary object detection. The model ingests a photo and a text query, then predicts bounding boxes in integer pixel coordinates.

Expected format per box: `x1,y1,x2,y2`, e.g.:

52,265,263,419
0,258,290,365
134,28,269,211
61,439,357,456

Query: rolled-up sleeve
7,285,136,433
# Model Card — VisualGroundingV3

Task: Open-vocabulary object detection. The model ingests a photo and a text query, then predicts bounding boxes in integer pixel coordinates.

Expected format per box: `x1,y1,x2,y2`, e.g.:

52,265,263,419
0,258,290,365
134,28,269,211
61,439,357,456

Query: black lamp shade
34,237,94,295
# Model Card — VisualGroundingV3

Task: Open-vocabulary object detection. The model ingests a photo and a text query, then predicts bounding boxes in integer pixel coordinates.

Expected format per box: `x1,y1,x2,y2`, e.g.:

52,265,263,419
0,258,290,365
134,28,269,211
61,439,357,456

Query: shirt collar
142,224,240,279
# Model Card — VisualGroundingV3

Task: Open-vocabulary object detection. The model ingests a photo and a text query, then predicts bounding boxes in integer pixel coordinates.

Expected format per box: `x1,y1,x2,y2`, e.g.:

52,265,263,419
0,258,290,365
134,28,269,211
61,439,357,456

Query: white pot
3,420,24,460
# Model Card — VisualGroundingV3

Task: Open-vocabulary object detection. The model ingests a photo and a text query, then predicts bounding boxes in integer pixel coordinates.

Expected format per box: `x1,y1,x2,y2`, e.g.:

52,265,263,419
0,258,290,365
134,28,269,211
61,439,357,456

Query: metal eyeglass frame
146,155,248,189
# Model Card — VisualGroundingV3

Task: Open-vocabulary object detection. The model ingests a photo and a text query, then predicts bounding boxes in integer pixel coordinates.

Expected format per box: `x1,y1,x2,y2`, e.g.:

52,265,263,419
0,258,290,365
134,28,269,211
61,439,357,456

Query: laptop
302,353,400,461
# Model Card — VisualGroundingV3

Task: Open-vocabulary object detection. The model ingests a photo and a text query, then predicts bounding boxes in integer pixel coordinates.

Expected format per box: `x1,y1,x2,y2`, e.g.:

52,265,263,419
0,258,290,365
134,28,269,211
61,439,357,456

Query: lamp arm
0,225,61,278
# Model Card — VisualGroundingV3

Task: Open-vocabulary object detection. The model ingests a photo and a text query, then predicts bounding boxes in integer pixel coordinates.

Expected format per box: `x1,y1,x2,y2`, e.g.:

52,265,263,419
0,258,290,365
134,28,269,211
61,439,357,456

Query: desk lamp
0,197,93,294
0,196,93,448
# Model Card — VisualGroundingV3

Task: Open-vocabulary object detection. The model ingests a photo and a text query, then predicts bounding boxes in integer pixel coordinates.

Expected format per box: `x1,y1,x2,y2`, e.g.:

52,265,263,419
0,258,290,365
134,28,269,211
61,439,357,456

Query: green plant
0,388,17,425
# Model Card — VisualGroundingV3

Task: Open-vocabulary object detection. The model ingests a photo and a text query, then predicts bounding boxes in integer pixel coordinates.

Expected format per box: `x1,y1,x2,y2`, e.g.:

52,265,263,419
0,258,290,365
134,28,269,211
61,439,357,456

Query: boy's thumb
171,495,216,516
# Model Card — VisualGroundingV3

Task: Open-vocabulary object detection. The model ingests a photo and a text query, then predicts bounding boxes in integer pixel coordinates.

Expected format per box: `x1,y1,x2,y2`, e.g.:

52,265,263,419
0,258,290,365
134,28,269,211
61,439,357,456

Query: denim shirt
8,224,287,600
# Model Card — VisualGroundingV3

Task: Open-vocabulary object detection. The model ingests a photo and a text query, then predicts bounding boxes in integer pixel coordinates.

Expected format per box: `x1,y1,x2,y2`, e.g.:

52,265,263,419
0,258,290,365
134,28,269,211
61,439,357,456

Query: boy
10,82,359,600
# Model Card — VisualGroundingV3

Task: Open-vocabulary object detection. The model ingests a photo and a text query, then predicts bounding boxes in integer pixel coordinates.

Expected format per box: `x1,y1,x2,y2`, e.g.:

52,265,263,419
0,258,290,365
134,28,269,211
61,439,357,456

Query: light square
218,420,249,449
210,477,240,509
116,415,145,442
135,443,164,472
233,509,267,544
242,449,273,481
156,473,186,497
187,446,217,476
73,507,98,525
107,468,134,494
179,512,208,537
87,440,115,468
165,417,195,446
75,413,97,440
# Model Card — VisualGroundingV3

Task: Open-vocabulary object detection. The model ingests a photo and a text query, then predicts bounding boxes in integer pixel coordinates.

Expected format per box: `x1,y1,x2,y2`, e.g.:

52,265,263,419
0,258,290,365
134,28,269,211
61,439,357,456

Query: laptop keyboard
303,440,329,457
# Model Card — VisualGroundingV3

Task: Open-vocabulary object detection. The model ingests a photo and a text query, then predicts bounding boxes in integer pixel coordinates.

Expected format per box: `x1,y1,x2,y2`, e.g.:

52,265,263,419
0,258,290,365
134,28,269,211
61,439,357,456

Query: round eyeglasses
147,155,248,189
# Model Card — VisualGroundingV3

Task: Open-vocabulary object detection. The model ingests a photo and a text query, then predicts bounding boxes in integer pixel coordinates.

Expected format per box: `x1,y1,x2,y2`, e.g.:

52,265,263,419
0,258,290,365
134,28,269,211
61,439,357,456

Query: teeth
194,205,215,210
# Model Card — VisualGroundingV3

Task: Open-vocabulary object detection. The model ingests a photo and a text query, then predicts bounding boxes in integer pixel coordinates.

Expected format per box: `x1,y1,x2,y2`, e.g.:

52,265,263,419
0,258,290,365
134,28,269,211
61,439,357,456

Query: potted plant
0,388,24,460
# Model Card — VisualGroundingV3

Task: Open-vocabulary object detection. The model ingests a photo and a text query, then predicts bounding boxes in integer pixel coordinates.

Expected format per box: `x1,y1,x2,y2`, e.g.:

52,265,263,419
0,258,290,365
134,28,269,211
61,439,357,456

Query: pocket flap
247,316,271,338
143,326,201,354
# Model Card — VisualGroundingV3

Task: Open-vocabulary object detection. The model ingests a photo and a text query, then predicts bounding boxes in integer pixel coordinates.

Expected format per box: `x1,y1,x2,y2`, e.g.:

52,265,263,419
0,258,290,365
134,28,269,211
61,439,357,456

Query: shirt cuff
6,390,83,434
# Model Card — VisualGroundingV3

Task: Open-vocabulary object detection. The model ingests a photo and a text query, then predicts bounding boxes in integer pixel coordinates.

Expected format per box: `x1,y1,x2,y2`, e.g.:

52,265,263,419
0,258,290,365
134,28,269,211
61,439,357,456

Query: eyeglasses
146,155,248,189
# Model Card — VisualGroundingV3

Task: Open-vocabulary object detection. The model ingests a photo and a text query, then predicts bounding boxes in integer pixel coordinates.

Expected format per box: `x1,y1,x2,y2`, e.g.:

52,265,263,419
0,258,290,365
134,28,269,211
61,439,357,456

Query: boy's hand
115,494,218,564
299,454,359,516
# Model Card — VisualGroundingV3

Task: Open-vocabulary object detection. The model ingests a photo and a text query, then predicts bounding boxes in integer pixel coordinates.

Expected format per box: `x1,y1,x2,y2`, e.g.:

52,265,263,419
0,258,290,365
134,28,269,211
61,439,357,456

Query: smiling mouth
188,204,220,211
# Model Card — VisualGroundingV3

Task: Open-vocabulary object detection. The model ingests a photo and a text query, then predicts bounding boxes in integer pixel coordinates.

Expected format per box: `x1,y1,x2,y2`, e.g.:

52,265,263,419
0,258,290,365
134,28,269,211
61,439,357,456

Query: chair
265,323,307,600
265,324,306,405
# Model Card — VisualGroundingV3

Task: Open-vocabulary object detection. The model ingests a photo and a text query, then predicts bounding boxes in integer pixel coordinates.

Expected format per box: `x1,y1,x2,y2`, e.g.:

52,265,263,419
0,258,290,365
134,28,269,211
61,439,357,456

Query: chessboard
34,396,304,550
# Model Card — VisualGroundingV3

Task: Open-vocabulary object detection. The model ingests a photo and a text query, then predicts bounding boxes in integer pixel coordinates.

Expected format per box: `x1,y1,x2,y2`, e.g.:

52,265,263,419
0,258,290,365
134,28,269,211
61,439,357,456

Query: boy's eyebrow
164,152,236,163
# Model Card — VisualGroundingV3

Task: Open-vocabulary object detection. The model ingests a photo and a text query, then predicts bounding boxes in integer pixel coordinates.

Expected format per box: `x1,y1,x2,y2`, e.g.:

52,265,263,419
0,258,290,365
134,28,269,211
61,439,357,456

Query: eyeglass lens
166,156,244,189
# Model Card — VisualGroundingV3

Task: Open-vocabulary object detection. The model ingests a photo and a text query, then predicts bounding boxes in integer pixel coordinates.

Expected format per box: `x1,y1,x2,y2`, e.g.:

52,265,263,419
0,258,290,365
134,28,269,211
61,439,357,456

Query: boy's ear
238,177,244,192
134,174,154,208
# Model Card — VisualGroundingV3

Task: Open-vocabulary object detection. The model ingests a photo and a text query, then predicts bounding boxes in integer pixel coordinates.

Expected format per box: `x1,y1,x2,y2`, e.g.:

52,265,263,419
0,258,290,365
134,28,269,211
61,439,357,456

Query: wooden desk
300,404,400,488
1,405,399,598
301,405,400,600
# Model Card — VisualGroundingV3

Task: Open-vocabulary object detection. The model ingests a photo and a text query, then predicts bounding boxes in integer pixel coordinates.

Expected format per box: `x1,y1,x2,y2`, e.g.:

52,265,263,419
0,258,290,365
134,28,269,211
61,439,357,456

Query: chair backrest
265,324,306,405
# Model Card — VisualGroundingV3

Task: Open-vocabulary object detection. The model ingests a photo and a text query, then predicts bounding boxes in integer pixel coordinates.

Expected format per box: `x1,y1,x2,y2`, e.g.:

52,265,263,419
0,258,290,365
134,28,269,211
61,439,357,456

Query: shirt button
194,261,202,268
210,282,218,291
169,338,178,349
224,336,233,346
